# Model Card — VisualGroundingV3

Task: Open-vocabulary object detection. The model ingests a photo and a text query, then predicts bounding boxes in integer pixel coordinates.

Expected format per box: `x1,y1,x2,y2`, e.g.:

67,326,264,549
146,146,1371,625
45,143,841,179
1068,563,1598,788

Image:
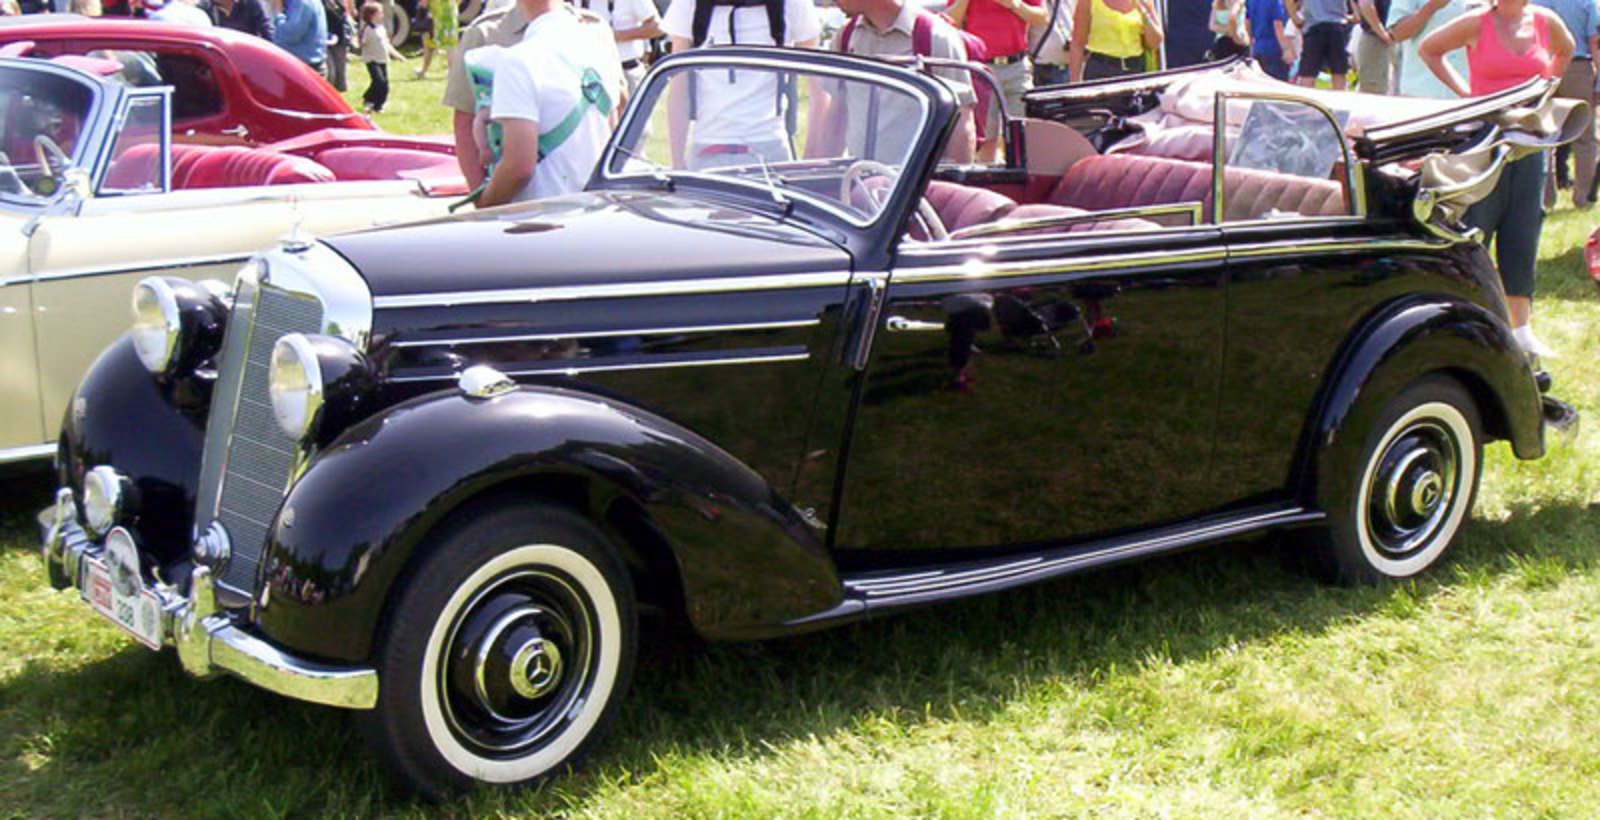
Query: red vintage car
0,15,405,147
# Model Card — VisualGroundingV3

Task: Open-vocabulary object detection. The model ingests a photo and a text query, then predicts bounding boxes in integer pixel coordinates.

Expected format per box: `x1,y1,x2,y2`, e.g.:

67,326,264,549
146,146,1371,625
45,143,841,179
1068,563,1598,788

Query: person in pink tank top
1416,0,1575,358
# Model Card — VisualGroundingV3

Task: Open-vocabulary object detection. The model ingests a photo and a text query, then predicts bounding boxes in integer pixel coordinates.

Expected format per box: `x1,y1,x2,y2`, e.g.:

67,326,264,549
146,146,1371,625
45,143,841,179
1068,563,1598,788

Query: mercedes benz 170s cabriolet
39,49,1580,796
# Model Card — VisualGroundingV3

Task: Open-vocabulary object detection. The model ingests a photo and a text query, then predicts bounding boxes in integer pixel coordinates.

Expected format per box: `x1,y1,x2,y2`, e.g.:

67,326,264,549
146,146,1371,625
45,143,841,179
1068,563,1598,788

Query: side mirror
20,169,90,238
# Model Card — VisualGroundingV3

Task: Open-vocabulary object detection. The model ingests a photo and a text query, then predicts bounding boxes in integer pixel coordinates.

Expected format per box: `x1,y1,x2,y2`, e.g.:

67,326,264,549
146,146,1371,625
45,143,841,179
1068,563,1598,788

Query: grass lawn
3,76,1600,817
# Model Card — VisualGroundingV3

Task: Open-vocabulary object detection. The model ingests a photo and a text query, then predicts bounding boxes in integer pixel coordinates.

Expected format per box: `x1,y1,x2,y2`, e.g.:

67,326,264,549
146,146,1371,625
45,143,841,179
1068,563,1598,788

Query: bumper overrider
39,487,378,709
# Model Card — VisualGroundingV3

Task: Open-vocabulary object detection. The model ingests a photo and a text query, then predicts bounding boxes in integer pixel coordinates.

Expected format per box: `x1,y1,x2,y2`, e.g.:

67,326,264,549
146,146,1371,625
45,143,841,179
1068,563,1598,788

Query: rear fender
1301,295,1543,514
254,385,841,663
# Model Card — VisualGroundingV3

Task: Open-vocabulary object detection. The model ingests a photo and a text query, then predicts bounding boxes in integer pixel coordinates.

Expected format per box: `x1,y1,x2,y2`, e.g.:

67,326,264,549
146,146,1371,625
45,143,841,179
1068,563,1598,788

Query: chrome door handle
885,316,945,333
221,125,250,139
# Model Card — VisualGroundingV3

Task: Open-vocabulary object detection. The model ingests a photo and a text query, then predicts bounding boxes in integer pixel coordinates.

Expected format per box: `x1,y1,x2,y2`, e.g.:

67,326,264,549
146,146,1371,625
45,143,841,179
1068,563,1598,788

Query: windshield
604,59,932,223
0,65,94,203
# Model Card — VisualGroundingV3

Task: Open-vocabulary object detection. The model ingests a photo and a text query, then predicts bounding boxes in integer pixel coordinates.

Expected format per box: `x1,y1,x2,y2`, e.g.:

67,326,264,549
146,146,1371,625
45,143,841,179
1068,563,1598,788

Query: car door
835,211,1228,560
0,58,112,458
0,210,42,457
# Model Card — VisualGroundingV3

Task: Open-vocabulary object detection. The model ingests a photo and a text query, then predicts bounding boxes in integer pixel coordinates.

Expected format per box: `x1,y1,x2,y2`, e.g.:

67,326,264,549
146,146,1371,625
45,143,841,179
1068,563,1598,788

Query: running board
781,506,1324,632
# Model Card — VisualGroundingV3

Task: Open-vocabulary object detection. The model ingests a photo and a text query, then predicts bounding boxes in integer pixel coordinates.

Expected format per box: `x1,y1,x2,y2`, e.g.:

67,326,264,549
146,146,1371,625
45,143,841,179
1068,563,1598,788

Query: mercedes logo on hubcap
509,638,563,700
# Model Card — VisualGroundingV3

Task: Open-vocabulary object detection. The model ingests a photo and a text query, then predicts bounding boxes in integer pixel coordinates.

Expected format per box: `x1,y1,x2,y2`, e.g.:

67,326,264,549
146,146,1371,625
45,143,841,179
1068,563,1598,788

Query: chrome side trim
39,498,377,709
390,318,822,348
0,443,56,464
847,507,1323,602
372,271,853,310
0,252,255,288
1227,237,1452,259
889,247,1228,285
387,348,812,383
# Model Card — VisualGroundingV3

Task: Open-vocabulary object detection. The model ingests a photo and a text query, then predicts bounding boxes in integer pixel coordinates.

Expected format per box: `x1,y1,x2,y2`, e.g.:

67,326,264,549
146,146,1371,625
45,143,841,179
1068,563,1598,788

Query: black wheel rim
438,569,598,757
1365,420,1460,557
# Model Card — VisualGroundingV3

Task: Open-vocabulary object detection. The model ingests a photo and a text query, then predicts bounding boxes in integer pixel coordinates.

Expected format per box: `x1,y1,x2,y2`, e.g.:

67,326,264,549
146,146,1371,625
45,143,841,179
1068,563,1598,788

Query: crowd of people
0,0,1589,354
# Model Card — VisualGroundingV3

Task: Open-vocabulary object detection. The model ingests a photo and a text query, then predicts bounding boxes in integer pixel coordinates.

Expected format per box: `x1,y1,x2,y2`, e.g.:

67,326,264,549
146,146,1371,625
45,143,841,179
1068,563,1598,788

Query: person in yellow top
1069,0,1164,80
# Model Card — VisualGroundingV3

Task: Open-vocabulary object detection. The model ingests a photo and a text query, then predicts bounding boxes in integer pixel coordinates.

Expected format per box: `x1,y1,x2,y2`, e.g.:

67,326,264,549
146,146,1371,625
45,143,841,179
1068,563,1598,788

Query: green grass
6,86,1600,815
340,51,453,137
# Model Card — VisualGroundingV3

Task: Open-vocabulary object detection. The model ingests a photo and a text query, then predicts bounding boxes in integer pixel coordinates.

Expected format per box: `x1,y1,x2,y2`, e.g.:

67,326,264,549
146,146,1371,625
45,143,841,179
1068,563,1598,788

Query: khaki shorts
982,57,1032,140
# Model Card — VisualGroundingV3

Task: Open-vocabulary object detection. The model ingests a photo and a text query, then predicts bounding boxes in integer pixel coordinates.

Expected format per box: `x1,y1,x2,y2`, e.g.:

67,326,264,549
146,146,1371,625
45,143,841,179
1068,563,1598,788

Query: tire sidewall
1332,378,1483,582
419,543,624,783
366,504,637,797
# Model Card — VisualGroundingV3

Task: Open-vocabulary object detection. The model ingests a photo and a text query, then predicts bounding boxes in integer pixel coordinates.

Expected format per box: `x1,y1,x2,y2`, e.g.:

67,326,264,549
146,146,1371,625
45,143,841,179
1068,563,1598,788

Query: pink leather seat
103,142,161,189
105,143,337,190
178,146,336,188
923,180,1017,232
1048,154,1347,222
1048,154,1214,214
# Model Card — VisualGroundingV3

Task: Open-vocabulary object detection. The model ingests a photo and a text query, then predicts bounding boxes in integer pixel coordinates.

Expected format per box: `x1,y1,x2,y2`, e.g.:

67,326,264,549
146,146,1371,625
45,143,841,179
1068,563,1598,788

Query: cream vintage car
1,54,459,464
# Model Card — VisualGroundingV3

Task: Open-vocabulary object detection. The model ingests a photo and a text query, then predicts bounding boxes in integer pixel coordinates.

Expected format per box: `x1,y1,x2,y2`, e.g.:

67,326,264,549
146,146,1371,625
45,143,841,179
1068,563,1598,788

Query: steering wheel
34,134,71,183
840,159,948,242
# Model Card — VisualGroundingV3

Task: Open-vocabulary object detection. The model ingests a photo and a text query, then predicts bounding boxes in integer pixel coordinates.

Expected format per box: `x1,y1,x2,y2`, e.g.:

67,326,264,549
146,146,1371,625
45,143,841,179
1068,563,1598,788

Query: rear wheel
1311,376,1483,584
358,502,636,799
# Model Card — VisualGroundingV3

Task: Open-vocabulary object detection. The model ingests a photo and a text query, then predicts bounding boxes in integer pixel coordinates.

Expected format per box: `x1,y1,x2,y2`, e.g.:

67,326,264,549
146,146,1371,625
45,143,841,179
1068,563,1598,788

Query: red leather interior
102,142,160,189
104,143,337,190
179,145,335,188
924,180,1017,232
1047,154,1347,221
1047,154,1214,213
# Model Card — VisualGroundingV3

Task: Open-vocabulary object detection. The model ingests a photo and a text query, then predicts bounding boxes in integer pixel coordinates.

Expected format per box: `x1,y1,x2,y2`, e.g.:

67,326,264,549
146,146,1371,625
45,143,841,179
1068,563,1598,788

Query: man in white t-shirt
478,0,626,205
661,0,823,170
576,0,663,94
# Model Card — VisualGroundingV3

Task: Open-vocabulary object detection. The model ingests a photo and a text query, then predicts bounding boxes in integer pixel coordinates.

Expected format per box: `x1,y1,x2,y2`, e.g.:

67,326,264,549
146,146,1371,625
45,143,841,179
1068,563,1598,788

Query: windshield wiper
611,144,674,191
752,152,793,216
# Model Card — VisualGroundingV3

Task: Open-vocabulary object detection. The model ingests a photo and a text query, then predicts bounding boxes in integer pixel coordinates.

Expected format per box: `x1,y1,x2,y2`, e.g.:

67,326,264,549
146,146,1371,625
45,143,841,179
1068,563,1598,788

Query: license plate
85,556,163,650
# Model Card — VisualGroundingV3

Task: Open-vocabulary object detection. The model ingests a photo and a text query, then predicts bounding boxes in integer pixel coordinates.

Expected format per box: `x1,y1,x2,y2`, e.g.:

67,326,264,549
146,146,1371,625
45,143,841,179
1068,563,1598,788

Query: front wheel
358,502,637,799
1311,376,1483,584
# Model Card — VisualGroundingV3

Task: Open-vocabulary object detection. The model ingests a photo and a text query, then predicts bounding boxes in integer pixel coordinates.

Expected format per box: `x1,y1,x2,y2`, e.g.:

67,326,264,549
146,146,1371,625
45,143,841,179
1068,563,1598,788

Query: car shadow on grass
1,496,1596,816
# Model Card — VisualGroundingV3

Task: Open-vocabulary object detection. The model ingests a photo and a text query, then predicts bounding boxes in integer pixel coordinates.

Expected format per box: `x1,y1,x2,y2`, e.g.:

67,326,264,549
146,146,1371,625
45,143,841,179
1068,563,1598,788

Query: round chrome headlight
269,333,324,440
130,278,181,374
82,465,128,539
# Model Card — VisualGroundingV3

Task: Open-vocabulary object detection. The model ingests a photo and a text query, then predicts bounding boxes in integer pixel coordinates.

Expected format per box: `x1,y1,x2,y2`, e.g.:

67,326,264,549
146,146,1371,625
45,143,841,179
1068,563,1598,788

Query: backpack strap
692,0,786,46
763,0,785,46
539,55,615,160
838,14,857,51
691,0,714,46
911,10,933,56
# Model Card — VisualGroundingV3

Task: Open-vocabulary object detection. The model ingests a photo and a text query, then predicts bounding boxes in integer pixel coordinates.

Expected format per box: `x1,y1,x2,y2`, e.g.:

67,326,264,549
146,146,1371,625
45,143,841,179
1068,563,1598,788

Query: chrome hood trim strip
371,271,853,310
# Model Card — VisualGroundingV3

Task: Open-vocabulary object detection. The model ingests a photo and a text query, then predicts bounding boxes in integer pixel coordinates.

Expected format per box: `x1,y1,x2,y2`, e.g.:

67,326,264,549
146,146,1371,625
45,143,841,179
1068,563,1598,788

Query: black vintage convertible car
40,49,1579,796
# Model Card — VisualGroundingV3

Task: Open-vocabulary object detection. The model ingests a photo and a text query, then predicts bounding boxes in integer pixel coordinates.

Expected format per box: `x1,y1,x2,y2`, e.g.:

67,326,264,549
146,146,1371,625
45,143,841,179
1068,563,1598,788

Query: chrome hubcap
441,570,596,756
508,636,563,700
1367,420,1460,557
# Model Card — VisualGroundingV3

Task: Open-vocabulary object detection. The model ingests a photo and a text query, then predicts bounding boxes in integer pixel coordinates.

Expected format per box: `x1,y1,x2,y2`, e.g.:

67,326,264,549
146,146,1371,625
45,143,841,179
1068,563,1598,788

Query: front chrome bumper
40,488,379,709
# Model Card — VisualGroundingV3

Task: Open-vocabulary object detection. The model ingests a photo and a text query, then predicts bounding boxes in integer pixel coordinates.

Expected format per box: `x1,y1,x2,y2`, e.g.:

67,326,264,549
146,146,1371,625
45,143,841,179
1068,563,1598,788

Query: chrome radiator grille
196,277,324,596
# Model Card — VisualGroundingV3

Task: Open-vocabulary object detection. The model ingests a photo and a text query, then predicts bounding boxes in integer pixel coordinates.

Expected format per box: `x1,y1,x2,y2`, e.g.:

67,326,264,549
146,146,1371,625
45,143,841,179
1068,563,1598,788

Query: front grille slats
205,284,324,595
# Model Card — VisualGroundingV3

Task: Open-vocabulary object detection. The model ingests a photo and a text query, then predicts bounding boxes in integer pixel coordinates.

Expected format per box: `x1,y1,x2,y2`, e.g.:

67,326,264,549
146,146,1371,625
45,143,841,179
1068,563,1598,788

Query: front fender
1303,295,1543,511
254,385,842,663
58,336,209,566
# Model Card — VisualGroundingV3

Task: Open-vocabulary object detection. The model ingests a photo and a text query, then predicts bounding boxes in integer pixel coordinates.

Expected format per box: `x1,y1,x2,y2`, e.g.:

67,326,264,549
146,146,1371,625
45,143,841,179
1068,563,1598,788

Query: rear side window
88,48,223,122
1217,97,1355,223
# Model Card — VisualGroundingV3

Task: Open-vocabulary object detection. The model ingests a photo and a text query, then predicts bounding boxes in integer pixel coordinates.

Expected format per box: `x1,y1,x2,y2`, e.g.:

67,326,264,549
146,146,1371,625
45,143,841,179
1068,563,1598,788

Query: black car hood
323,190,851,299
